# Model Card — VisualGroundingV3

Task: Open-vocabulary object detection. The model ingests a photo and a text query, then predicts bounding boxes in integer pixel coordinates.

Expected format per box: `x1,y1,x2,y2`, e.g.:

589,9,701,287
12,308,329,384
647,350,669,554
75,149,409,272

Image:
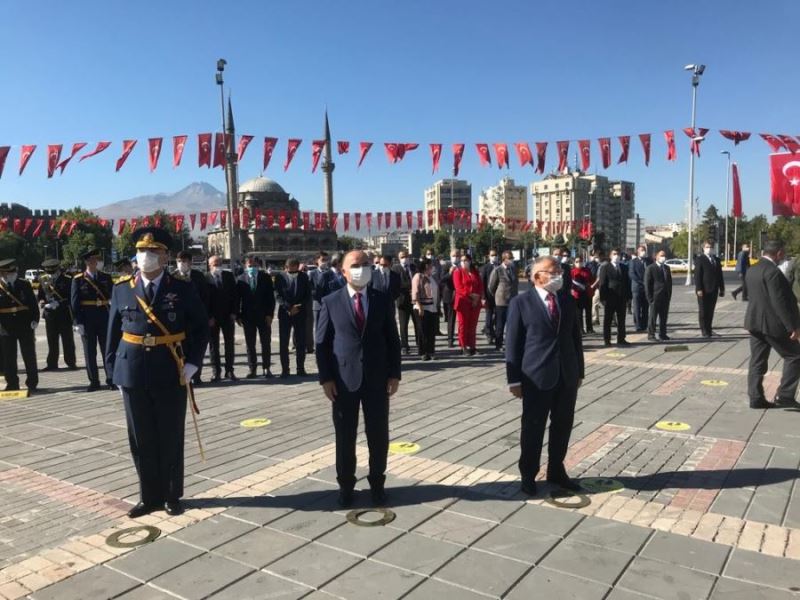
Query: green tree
431,229,452,257
113,210,192,259
463,224,504,261
337,236,362,251
768,216,800,256
669,230,688,258
0,232,43,270
59,207,114,268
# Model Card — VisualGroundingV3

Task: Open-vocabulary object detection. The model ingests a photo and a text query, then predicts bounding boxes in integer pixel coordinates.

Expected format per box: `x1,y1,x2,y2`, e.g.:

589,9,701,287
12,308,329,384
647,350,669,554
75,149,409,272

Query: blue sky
1,0,796,225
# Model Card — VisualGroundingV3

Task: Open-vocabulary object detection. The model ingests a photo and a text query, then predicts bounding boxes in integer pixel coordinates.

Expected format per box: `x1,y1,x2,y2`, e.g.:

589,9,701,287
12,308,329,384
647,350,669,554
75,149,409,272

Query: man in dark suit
744,240,800,409
371,254,401,300
106,227,208,517
506,256,584,495
316,250,401,507
488,251,519,351
173,251,210,384
629,245,651,332
392,250,418,354
0,259,39,392
309,252,339,352
237,256,275,379
38,258,76,371
481,249,499,344
694,240,725,337
732,244,750,301
275,257,312,377
645,250,672,341
206,254,239,382
598,248,631,347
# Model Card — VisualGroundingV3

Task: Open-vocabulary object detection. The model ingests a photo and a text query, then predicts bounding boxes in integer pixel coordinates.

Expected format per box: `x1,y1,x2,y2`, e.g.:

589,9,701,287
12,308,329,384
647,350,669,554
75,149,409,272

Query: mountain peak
93,181,226,223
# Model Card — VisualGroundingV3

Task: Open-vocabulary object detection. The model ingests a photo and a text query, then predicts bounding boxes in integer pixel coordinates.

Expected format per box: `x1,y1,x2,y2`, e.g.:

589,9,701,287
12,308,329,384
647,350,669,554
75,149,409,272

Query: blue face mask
247,266,258,277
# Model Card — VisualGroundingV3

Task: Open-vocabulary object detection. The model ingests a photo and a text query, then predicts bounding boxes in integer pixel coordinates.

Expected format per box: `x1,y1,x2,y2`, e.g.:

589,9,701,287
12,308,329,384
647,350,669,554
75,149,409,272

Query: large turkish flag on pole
770,153,800,216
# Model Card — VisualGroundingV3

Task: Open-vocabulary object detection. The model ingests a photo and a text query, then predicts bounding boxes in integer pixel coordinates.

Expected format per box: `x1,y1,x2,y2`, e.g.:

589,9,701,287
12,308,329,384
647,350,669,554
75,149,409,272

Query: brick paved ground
2,274,800,599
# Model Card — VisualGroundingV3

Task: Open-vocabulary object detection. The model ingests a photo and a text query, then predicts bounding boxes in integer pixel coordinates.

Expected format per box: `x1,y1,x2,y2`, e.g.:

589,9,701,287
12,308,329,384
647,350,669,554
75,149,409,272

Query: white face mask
560,256,569,264
490,256,498,264
381,266,391,274
426,254,433,259
136,251,161,273
349,266,371,288
3,273,17,285
704,247,713,256
544,275,563,293
177,261,191,274
319,261,330,270
657,256,667,264
451,256,459,264
95,261,104,271
611,255,619,264
399,258,409,267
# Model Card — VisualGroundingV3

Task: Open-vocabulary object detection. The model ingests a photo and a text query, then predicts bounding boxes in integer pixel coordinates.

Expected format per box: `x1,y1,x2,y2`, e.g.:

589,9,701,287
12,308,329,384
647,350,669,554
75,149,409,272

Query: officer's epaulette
73,273,84,279
115,275,133,285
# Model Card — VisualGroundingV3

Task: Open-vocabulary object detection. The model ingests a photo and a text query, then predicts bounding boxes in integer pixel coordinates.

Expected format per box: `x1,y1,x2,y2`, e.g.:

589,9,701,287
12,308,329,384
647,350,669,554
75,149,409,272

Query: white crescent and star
781,160,800,186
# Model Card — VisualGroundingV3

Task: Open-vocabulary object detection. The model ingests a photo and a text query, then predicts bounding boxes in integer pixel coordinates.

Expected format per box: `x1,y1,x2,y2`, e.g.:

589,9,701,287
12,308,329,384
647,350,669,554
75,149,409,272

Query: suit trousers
697,293,718,335
648,300,669,339
631,285,649,331
747,332,800,402
483,301,496,341
603,300,627,343
1,330,38,389
495,305,508,349
209,319,236,375
243,319,271,372
732,274,748,301
278,310,306,372
518,374,578,481
443,303,457,346
44,311,76,368
456,305,480,349
417,310,437,356
122,386,186,505
305,306,315,352
81,319,108,385
397,305,419,351
332,382,389,491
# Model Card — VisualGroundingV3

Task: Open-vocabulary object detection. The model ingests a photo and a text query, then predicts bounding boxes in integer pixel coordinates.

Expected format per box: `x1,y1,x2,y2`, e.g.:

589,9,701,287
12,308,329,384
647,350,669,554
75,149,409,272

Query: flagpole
684,63,705,286
721,151,731,263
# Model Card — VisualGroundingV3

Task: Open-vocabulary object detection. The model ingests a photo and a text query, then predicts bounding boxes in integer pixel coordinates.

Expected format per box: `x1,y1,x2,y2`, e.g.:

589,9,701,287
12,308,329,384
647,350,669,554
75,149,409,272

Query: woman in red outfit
452,254,484,355
570,256,595,334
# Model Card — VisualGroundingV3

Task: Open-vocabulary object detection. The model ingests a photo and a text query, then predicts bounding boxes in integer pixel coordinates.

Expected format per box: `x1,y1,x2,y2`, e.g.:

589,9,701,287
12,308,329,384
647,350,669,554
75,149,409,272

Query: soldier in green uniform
38,258,77,371
0,259,39,392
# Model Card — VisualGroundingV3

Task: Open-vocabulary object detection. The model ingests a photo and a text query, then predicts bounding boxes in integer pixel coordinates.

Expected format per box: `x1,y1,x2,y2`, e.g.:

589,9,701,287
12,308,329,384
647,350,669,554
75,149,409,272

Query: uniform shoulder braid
73,272,84,279
115,275,134,285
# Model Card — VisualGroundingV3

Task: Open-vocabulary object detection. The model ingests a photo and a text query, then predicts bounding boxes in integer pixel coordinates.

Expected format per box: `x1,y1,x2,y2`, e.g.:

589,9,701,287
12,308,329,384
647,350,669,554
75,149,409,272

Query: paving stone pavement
2,274,800,599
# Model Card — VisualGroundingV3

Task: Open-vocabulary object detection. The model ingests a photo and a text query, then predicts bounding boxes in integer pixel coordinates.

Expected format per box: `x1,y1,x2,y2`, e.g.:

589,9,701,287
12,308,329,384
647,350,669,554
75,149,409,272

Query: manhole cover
346,508,396,527
106,526,161,548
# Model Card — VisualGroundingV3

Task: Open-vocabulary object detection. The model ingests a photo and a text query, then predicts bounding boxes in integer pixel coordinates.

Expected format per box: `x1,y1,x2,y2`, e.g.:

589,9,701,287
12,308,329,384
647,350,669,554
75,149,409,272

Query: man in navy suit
236,256,276,379
275,258,312,377
316,250,401,508
371,254,401,300
505,255,585,496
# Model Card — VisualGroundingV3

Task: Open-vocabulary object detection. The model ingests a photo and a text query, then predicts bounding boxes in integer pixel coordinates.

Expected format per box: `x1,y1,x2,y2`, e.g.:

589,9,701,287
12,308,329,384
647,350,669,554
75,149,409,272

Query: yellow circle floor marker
240,418,271,428
606,353,626,358
0,390,29,401
389,441,420,455
581,478,625,494
655,421,691,432
701,379,729,387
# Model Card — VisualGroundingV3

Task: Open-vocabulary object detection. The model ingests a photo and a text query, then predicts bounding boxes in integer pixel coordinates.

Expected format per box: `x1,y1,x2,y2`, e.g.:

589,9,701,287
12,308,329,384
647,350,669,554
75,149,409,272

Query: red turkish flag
357,142,373,167
337,141,350,154
343,213,350,232
417,210,423,229
617,135,630,164
535,142,547,173
173,135,188,167
56,142,87,174
778,135,800,153
453,143,465,176
237,135,254,162
199,212,208,230
186,213,194,229
32,219,44,238
19,145,36,175
291,210,299,229
493,143,509,169
366,212,373,230
384,212,392,230
241,207,250,229
278,210,286,230
330,212,339,230
395,212,402,228
377,213,383,230
46,144,63,178
57,219,68,237
395,143,418,162
384,143,399,163
208,211,218,227
664,130,677,161
0,146,9,178
476,143,491,166
639,134,651,166
598,138,611,169
142,216,152,227
556,141,569,172
682,127,709,156
130,217,138,230
770,153,800,216
406,211,413,230
430,143,442,173
198,133,212,167
311,140,325,173
115,140,137,172
578,139,590,171
220,210,227,228
354,212,361,231
79,141,111,162
760,134,785,153
117,219,126,234
731,162,743,218
213,133,227,168
263,137,278,170
719,130,751,145
148,138,163,172
266,210,274,228
23,218,32,235
67,220,78,236
302,211,310,229
174,214,185,233
514,142,533,167
284,139,301,171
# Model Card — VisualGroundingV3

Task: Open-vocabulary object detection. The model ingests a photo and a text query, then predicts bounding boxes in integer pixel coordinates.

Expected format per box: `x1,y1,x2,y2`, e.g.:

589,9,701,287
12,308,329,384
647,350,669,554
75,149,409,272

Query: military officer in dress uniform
106,227,208,518
38,258,77,371
0,259,39,391
71,249,114,391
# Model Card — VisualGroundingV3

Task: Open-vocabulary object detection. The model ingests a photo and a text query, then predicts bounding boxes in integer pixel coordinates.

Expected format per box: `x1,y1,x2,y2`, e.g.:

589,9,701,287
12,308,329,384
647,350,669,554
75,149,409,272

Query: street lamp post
721,150,731,263
216,59,240,264
684,63,705,285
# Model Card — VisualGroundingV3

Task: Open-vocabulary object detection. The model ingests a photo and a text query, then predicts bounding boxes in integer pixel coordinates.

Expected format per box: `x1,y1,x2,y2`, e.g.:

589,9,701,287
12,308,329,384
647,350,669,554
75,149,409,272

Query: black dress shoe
338,489,354,508
127,502,158,519
280,371,290,379
617,341,632,348
263,369,274,379
750,398,772,409
603,341,612,347
192,378,203,386
67,365,79,371
225,371,238,381
41,365,57,372
422,354,432,361
647,336,657,342
732,290,739,300
27,386,37,394
86,383,101,392
245,371,257,379
547,469,582,492
774,397,800,408
297,368,308,377
660,335,671,341
210,374,221,383
520,480,537,496
468,348,477,356
4,385,19,392
371,488,387,506
164,500,184,516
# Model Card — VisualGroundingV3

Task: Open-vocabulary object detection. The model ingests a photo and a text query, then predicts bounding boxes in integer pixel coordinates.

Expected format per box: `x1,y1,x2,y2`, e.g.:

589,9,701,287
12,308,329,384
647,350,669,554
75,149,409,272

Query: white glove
30,321,38,330
183,363,198,382
45,301,59,310
73,324,85,336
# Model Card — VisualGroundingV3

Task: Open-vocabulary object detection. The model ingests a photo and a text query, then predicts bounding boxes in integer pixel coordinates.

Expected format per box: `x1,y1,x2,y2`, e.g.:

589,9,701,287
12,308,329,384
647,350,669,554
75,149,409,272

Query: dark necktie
354,292,365,332
146,282,155,304
546,292,559,327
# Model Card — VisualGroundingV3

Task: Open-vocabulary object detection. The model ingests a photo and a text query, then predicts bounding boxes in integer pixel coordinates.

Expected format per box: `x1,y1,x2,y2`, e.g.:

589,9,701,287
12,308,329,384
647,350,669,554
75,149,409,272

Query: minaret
321,111,335,221
225,96,241,260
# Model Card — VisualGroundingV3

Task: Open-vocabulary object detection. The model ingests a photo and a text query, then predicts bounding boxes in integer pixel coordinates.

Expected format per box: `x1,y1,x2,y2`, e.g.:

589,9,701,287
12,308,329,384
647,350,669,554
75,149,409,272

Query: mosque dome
238,177,286,195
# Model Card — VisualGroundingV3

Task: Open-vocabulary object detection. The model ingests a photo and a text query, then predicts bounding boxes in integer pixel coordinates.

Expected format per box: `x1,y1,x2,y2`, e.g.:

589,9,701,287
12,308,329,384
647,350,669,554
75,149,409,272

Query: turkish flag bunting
330,212,338,230
396,143,418,162
148,138,163,172
384,143,399,163
284,139,302,171
232,209,240,228
366,212,373,229
514,142,533,167
19,145,36,175
209,211,218,226
302,211,310,229
46,144,63,178
278,210,286,230
453,143,465,176
770,153,800,216
358,142,373,167
220,210,227,228
199,212,207,230
185,213,194,229
198,133,212,167
395,212,402,228
263,137,278,170
617,136,630,163
32,219,44,237
117,219,126,234
556,141,569,172
337,141,350,154
476,143,491,166
23,218,32,235
242,207,250,229
321,213,329,231
67,220,78,236
639,134,651,166
173,135,188,167
417,210,423,229
237,135,254,162
778,135,800,153
290,210,298,229
56,142,87,174
0,146,9,178
56,219,67,236
377,213,383,230
598,138,611,169
664,130,677,161
682,127,709,156
535,142,547,173
314,213,321,230
430,143,442,173
493,143,509,169
213,133,227,168
384,212,392,229
79,141,112,163
99,218,109,229
731,162,743,218
254,209,262,229
115,140,137,172
578,139,590,171
174,214,185,232
760,134,785,153
312,140,325,173
354,212,361,230
142,216,152,227
719,130,751,145
406,211,413,230
343,213,350,232
266,210,274,228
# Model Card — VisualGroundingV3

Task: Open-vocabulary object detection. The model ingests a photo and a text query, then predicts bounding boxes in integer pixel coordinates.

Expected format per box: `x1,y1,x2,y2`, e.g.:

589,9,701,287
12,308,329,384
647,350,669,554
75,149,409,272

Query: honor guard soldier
114,258,134,277
38,259,77,371
0,259,39,392
105,227,208,518
71,248,114,391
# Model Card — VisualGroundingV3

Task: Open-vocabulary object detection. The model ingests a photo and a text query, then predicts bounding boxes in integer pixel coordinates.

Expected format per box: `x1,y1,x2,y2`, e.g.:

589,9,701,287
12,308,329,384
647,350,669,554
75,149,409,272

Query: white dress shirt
509,286,558,390
140,271,164,298
347,284,369,320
